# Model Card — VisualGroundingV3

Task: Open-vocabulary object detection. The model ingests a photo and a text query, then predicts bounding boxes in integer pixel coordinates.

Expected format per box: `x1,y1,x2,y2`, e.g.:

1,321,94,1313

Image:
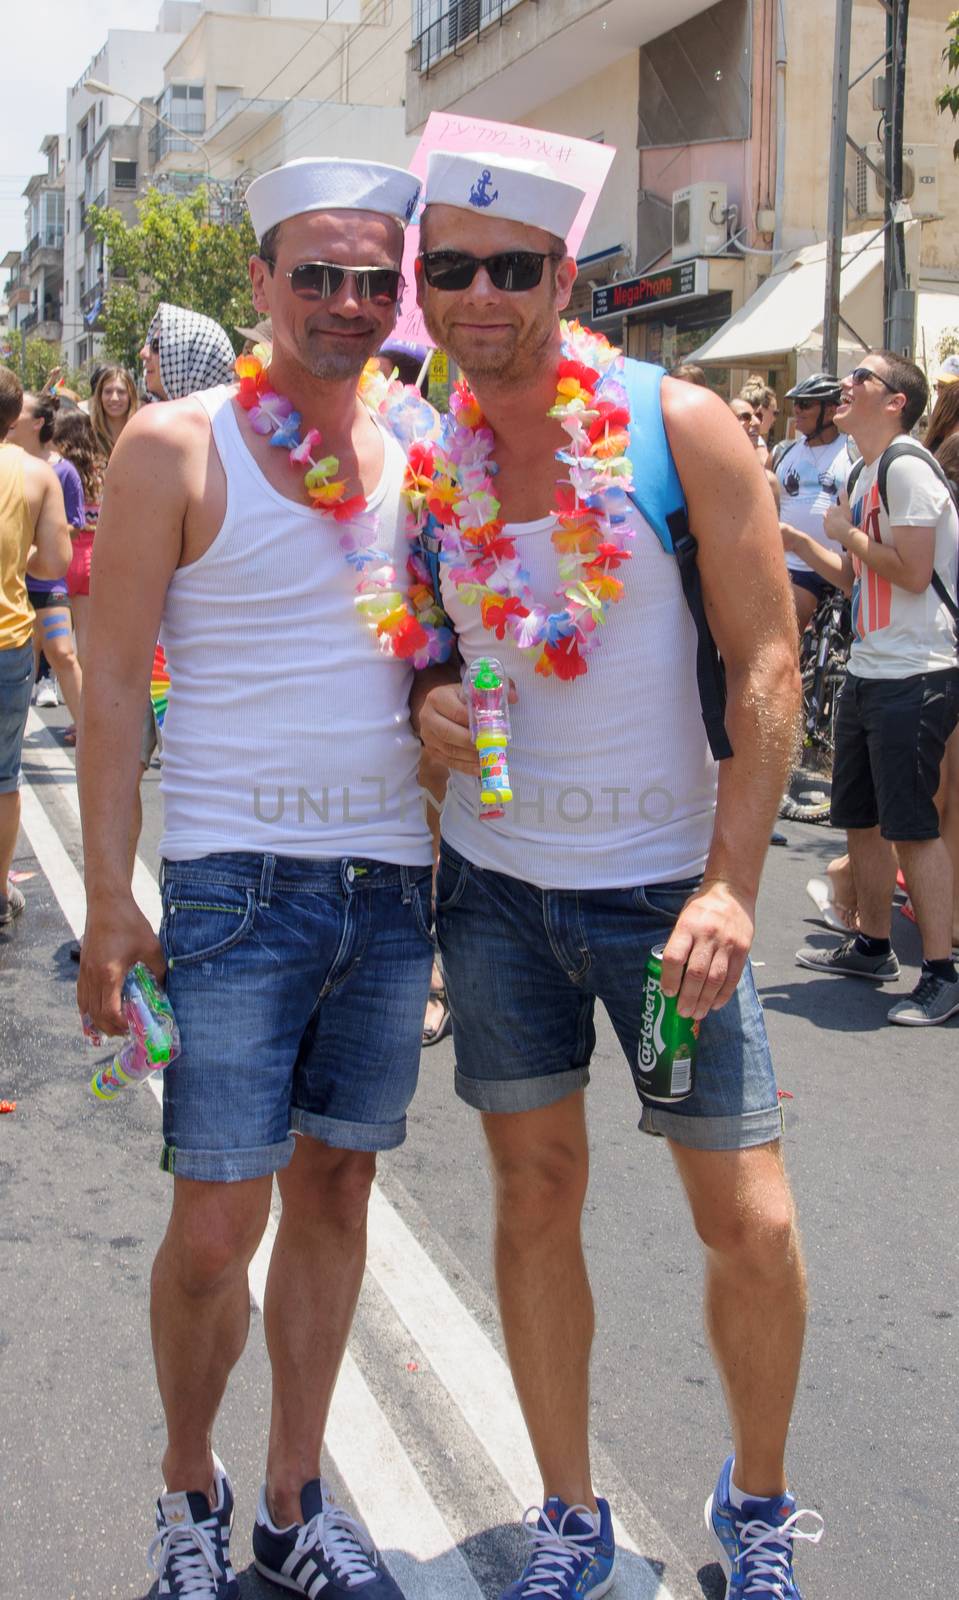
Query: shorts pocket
406,868,436,945
435,848,472,912
161,885,257,967
634,876,702,919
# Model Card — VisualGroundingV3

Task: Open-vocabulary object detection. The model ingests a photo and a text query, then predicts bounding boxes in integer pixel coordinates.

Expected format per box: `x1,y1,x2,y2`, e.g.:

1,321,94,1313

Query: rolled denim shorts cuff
291,1106,407,1152
0,772,23,795
454,1064,591,1114
638,1102,784,1150
159,1134,295,1182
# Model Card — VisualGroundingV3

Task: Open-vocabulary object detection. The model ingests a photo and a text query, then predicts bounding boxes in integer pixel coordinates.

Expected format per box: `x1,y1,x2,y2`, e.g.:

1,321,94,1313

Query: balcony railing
149,116,206,164
21,310,38,332
413,0,522,74
23,225,64,262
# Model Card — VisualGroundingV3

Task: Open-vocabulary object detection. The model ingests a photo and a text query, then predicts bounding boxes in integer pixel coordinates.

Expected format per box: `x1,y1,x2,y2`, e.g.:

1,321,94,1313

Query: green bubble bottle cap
473,660,503,692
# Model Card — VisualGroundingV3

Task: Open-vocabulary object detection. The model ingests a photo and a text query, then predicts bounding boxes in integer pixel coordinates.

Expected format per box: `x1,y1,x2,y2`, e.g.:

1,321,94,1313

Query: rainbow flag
150,644,170,728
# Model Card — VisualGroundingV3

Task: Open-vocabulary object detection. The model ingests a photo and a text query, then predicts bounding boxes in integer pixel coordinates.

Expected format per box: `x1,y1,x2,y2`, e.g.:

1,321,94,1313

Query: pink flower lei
423,319,635,681
234,346,452,667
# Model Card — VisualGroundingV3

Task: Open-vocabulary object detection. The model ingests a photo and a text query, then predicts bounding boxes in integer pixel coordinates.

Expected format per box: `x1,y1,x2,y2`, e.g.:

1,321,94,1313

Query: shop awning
688,232,893,376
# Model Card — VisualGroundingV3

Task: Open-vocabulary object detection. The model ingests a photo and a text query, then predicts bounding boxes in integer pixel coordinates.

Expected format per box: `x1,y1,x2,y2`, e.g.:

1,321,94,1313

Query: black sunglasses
419,250,563,293
266,258,404,305
149,336,160,353
847,365,899,395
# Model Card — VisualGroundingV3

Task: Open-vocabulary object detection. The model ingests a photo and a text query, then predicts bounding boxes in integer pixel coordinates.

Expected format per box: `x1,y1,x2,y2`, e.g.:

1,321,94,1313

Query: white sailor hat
245,158,421,240
424,151,585,239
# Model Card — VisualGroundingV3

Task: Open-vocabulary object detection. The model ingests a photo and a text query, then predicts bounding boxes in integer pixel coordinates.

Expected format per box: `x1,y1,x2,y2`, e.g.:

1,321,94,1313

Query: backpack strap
771,438,797,473
621,359,733,761
873,440,959,621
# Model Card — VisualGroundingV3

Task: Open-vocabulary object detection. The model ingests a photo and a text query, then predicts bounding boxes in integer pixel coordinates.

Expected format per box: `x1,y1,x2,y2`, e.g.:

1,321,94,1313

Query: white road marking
17,732,680,1598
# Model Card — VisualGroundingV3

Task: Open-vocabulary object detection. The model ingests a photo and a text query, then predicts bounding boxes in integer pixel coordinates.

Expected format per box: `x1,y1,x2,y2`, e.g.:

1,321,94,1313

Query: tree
89,187,258,369
0,331,84,394
937,10,959,159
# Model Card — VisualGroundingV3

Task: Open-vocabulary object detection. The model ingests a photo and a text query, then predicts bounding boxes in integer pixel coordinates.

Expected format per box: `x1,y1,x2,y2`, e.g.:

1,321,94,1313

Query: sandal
63,725,77,747
422,980,451,1047
805,876,858,933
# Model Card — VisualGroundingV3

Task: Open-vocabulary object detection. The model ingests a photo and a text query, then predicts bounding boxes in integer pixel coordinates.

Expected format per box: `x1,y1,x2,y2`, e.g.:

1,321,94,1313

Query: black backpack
846,439,959,630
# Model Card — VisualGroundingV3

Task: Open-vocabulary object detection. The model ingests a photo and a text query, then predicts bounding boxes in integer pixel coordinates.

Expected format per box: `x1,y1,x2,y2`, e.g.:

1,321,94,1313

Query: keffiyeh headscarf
149,302,236,400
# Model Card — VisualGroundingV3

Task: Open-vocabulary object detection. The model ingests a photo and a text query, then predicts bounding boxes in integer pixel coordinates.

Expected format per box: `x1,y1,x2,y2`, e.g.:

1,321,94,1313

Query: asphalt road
2,704,956,1600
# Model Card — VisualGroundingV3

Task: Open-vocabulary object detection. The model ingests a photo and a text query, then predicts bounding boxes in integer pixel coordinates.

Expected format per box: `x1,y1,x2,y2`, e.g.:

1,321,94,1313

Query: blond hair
89,365,138,459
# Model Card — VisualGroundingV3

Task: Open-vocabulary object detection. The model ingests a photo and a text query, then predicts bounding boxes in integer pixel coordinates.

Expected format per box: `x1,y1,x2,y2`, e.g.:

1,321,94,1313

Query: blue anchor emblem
468,169,500,209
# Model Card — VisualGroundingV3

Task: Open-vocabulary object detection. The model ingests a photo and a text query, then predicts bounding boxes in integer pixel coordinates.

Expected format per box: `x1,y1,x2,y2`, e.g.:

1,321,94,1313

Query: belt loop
399,864,412,904
159,860,166,892
258,854,276,907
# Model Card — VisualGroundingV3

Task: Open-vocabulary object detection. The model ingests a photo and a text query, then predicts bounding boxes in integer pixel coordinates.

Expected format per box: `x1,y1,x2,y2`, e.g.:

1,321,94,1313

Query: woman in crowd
89,365,138,460
925,379,959,456
7,391,84,727
53,410,105,677
740,376,778,464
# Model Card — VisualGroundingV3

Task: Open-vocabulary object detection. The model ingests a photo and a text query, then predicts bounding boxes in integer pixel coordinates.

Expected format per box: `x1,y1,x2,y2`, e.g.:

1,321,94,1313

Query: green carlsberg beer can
635,944,699,1102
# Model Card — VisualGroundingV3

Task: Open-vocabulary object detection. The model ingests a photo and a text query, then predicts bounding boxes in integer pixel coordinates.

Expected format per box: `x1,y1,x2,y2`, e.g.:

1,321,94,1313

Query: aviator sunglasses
420,249,563,292
846,365,900,394
265,258,404,305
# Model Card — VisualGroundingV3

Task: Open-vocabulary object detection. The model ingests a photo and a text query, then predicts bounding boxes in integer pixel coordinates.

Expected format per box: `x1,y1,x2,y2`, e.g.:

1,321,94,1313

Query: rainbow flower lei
234,345,452,667
422,319,635,681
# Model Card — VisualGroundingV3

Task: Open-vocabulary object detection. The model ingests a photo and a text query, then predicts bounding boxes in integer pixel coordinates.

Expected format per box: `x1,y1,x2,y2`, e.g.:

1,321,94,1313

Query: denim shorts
0,640,35,794
436,844,782,1151
158,852,434,1181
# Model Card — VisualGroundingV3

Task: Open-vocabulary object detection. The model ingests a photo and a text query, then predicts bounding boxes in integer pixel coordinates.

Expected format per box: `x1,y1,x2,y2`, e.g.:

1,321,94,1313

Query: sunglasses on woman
267,259,405,305
419,250,563,292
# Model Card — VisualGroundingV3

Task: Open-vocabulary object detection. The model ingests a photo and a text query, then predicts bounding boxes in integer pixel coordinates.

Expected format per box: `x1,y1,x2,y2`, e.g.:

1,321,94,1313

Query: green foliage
937,11,959,160
0,331,85,395
939,328,959,360
88,187,257,369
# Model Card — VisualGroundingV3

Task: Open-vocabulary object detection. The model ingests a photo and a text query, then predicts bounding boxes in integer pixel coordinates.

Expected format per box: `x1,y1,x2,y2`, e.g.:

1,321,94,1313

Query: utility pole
883,0,915,356
822,0,853,373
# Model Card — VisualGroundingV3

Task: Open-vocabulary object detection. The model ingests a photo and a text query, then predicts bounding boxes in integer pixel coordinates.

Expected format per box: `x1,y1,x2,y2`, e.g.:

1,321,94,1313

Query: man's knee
157,1178,270,1297
281,1143,377,1236
486,1111,589,1236
685,1152,800,1273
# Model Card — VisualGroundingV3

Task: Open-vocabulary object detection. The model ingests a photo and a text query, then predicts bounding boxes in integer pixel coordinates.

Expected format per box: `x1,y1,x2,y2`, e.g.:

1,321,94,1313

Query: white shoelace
516,1503,601,1598
295,1500,380,1586
733,1508,825,1596
148,1518,223,1597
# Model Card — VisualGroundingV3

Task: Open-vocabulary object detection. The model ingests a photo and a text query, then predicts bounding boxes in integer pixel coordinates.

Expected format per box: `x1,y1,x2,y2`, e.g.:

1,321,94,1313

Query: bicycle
779,585,852,823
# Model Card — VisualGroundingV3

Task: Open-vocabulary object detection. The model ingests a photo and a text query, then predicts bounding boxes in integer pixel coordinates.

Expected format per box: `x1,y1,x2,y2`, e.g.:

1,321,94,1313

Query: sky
1,0,161,269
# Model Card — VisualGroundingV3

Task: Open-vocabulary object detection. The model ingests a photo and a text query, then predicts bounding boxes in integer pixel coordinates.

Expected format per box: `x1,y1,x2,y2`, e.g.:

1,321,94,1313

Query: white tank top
157,385,431,867
440,506,718,889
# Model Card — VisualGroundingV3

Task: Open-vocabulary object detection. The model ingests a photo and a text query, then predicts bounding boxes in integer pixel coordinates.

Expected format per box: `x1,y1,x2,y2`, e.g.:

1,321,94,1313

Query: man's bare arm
23,456,71,579
77,406,191,1033
661,378,801,1019
779,523,854,595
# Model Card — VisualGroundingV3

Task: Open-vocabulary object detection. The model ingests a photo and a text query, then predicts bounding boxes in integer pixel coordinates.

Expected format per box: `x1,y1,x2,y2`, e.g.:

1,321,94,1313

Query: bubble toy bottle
85,963,181,1101
466,657,513,821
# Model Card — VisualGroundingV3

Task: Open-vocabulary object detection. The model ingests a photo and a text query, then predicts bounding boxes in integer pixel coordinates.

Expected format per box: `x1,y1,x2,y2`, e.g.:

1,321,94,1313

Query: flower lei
234,345,452,667
417,319,635,681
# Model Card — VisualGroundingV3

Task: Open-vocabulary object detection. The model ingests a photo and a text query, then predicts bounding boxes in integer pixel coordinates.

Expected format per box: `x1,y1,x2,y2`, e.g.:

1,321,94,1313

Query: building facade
405,0,958,390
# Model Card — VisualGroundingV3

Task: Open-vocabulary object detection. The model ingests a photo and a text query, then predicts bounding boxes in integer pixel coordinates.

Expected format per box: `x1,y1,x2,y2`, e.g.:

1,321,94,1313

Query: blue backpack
417,357,732,760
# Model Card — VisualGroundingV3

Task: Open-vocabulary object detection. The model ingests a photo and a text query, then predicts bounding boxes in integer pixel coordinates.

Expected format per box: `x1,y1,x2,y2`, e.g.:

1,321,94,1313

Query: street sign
591,259,708,321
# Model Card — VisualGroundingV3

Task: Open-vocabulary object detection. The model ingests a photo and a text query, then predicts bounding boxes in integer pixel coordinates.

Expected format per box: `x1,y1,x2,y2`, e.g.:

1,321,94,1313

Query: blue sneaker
148,1454,239,1598
706,1455,823,1598
252,1478,407,1595
500,1496,615,1599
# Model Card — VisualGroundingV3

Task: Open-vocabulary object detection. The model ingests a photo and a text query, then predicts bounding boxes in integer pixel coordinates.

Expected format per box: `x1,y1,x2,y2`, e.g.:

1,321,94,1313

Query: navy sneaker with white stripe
500,1496,615,1599
252,1478,407,1596
706,1454,824,1598
148,1454,239,1598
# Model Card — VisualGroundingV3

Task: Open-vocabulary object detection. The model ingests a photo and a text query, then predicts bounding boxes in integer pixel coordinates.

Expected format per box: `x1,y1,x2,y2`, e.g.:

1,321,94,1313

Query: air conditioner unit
671,182,727,262
853,143,939,220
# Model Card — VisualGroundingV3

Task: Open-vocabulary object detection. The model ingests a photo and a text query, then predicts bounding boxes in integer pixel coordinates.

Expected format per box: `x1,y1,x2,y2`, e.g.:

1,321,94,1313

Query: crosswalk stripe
17,721,681,1597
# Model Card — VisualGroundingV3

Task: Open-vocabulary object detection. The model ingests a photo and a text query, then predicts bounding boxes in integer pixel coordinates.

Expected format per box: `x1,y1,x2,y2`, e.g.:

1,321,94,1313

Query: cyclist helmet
785,373,842,403
785,372,842,442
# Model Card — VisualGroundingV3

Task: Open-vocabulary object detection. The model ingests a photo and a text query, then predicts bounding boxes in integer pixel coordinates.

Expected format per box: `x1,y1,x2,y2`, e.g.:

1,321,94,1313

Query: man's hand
823,502,853,545
418,678,519,776
78,897,165,1036
658,881,756,1021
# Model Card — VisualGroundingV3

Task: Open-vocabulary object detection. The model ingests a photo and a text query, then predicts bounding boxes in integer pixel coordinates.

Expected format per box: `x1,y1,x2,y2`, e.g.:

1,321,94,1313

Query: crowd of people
1,140,957,1600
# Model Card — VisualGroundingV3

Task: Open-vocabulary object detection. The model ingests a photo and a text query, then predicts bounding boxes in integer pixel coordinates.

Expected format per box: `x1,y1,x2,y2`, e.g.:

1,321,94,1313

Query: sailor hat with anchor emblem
423,150,585,238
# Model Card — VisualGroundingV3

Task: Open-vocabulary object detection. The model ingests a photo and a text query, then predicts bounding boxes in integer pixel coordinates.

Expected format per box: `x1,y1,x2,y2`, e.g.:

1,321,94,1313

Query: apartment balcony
20,309,38,333
149,117,206,166
81,282,105,330
23,227,64,273
406,0,715,127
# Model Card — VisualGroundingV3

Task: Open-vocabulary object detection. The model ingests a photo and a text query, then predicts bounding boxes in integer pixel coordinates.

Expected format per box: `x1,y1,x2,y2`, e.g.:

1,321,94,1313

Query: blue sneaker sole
704,1494,733,1597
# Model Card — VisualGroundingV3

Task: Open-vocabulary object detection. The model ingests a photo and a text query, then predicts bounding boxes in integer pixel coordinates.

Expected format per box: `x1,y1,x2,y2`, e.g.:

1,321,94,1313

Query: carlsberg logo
639,972,667,1069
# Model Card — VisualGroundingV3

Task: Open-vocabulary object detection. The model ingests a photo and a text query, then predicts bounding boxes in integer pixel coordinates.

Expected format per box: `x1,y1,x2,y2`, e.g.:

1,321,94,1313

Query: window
638,0,750,147
99,100,104,126
67,138,71,161
66,208,71,233
79,118,89,158
113,160,137,190
65,283,69,305
216,86,242,121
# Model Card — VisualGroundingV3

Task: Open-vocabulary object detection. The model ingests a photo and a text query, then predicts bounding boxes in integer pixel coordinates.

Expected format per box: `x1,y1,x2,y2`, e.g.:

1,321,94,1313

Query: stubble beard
292,323,382,383
423,298,559,390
